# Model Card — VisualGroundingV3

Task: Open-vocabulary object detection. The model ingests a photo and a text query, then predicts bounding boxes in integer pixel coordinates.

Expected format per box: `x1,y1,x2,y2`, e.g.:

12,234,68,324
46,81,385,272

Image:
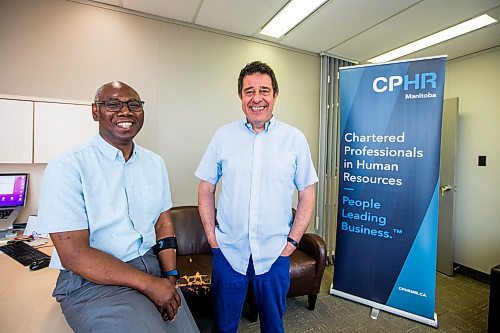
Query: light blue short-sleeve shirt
38,135,172,270
195,117,318,275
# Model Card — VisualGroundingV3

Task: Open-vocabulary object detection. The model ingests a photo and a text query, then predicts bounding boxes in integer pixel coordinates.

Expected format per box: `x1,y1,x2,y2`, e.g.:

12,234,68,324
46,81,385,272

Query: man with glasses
38,81,199,332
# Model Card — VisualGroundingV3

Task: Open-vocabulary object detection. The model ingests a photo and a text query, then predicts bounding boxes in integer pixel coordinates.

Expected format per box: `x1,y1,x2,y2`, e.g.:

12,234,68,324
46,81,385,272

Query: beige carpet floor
195,265,490,332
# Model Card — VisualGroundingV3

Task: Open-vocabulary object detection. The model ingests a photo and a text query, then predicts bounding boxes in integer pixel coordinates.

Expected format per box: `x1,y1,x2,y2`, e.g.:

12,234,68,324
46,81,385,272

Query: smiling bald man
38,81,199,333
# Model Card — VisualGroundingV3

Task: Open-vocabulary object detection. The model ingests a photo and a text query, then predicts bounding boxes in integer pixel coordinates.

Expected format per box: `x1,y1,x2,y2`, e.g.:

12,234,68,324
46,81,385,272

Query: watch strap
161,269,179,278
287,236,299,248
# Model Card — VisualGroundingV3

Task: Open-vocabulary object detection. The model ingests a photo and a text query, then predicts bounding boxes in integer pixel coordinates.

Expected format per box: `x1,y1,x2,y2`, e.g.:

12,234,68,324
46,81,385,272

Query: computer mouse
29,258,50,271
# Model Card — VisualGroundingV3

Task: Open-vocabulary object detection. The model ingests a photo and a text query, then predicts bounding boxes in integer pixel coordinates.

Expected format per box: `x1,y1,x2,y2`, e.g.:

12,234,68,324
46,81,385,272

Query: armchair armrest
299,234,326,263
298,233,327,293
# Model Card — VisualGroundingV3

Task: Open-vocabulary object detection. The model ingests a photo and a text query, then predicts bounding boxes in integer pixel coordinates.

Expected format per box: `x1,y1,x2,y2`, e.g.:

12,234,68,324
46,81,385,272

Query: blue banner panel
332,57,446,321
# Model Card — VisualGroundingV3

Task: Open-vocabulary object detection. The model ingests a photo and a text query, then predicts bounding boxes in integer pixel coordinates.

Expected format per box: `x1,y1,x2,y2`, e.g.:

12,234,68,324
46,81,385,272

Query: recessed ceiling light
260,0,327,38
367,14,497,63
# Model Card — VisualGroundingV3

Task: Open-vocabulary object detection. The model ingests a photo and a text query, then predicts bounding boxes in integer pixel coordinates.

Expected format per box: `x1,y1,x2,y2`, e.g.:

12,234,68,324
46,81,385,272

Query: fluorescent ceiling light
368,14,497,63
260,0,327,38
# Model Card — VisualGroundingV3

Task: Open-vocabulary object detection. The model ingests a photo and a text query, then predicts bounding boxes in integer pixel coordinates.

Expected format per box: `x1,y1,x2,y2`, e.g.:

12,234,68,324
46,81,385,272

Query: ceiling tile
90,0,500,63
327,0,500,62
122,0,202,22
195,0,287,36
399,24,500,62
91,0,123,6
280,0,420,54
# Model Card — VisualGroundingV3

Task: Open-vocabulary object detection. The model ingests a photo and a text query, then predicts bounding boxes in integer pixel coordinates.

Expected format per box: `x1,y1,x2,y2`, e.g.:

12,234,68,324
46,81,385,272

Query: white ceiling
90,0,500,63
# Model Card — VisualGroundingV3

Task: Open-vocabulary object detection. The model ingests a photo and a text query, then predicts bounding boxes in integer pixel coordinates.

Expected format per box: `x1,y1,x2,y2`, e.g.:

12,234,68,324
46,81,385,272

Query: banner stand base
330,285,438,328
370,308,380,320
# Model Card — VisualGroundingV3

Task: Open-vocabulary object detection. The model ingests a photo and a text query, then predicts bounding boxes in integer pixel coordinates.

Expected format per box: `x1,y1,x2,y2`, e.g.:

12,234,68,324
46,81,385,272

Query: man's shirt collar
243,116,276,134
92,134,137,161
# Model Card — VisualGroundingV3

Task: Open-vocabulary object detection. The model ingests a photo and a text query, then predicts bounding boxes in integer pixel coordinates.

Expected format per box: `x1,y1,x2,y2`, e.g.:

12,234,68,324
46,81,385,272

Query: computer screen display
0,174,28,208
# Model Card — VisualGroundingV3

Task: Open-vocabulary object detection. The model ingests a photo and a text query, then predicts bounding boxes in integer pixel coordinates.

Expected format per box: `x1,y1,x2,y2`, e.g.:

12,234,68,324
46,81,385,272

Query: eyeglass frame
94,99,145,112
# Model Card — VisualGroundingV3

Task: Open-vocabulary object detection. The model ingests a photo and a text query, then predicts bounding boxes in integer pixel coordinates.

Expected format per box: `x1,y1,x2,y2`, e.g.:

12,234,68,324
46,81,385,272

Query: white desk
0,243,72,332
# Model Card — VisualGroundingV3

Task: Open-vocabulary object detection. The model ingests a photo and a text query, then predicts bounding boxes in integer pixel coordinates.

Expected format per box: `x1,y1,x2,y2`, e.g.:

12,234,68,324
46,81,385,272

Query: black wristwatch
287,236,299,248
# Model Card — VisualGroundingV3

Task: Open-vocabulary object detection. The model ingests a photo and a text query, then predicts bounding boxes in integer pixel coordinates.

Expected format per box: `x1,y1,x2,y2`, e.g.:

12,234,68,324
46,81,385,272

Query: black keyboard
0,241,51,266
0,209,14,219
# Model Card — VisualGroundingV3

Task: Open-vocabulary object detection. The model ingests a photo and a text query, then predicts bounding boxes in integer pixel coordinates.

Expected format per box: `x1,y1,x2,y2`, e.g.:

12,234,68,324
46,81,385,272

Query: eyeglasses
95,99,145,112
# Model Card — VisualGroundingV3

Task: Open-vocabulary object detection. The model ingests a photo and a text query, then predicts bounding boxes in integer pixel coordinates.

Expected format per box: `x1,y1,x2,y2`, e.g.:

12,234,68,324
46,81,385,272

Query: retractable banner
331,56,446,326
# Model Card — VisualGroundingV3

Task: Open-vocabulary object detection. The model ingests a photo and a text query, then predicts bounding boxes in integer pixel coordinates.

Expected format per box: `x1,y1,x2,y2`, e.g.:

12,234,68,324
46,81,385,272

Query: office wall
444,47,500,274
0,0,320,222
156,20,319,205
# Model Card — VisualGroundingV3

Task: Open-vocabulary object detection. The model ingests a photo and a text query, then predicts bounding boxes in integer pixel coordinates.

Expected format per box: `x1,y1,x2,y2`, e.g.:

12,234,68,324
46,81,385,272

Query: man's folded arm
50,229,180,320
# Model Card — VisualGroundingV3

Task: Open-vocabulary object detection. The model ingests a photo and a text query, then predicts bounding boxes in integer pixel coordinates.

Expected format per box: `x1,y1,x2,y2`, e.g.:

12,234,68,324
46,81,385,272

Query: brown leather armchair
170,205,327,320
170,205,213,317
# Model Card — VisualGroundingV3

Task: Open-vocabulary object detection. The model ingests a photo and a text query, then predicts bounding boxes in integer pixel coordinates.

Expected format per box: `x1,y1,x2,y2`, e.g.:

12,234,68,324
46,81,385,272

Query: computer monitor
0,173,29,232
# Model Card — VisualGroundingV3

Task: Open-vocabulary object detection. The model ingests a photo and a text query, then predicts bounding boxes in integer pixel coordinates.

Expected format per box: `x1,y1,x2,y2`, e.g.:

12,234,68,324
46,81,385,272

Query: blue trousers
211,248,290,333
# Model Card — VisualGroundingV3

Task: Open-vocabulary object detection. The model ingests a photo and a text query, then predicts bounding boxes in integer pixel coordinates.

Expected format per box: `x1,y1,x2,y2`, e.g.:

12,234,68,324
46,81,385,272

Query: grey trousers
52,250,199,333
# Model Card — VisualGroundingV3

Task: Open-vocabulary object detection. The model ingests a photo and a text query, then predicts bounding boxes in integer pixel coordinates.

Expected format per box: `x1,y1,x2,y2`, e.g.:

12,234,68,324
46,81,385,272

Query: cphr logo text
373,73,437,93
